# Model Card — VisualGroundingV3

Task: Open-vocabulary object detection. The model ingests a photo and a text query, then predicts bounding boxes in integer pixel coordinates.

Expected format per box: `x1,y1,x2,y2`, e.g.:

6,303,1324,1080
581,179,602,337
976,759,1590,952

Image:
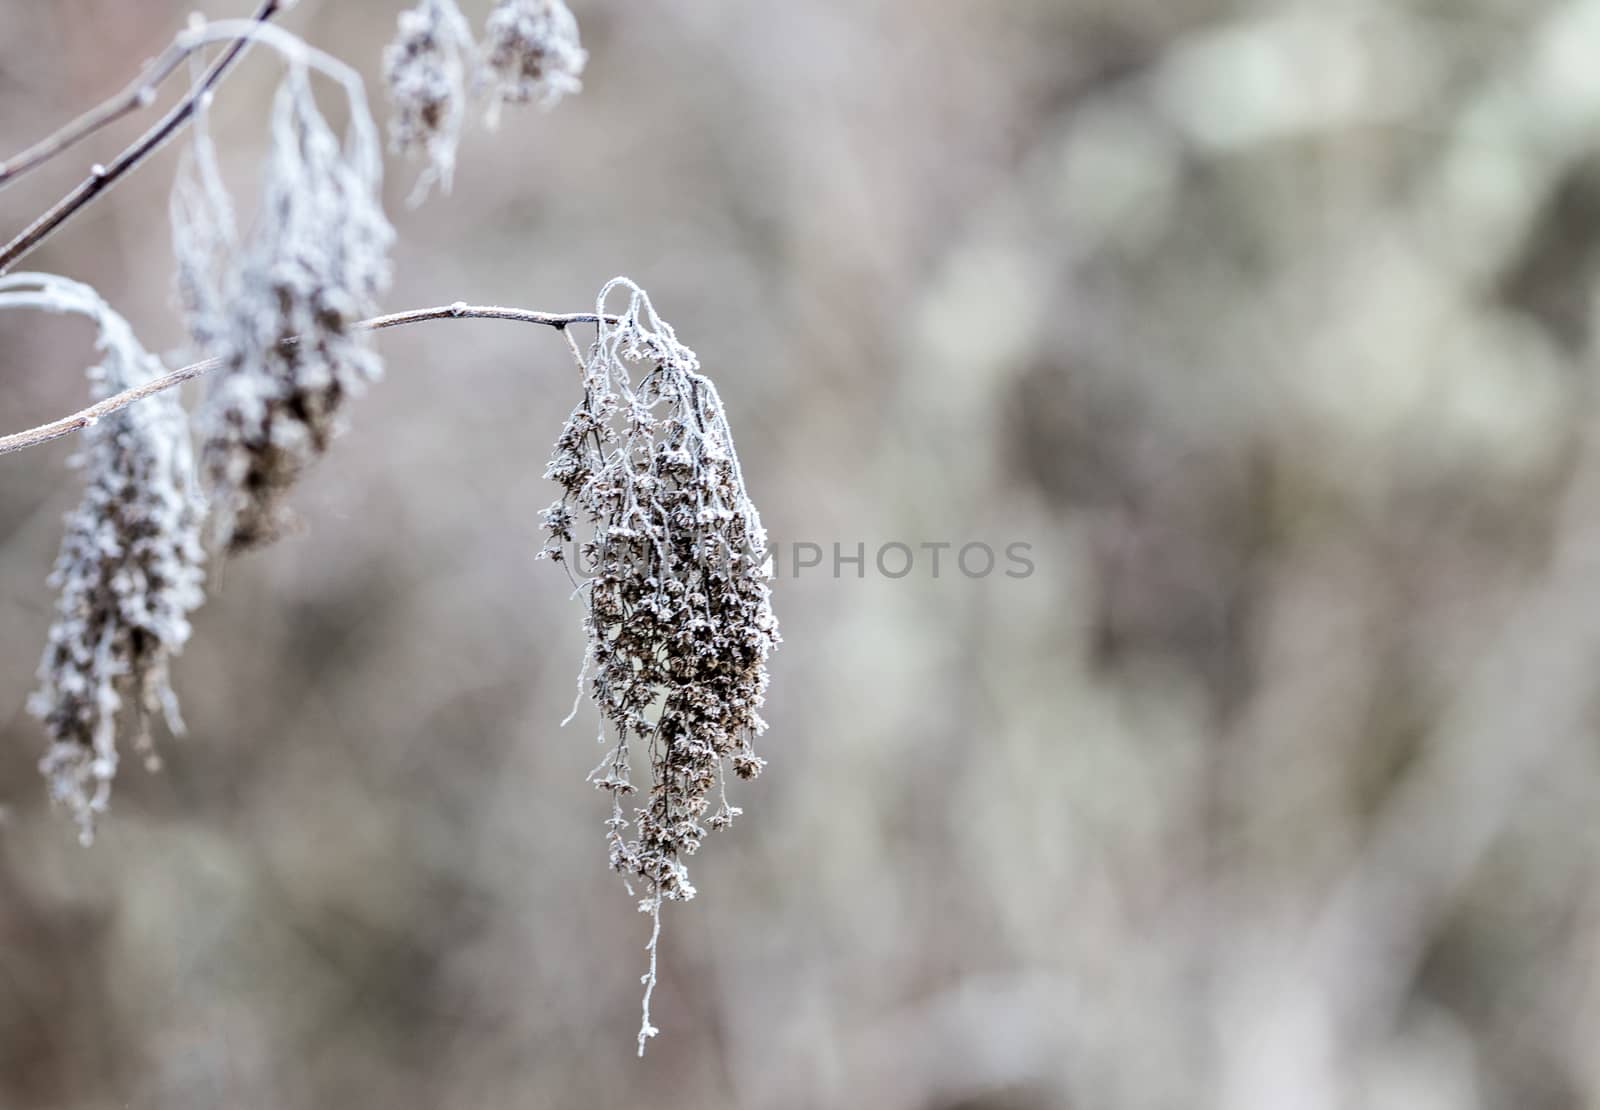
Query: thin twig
0,304,611,457
0,0,283,277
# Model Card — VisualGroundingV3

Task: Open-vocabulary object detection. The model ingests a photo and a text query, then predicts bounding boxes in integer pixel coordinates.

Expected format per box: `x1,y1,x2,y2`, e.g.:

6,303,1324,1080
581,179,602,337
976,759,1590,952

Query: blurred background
5,0,1600,1106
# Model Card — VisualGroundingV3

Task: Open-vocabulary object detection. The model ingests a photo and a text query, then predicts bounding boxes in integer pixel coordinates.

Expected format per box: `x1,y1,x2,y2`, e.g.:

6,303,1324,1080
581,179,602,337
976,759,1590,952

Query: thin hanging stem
0,303,614,457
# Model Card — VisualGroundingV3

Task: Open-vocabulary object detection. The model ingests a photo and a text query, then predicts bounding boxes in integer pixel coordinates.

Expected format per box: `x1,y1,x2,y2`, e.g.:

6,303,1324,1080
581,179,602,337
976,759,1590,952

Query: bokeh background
5,0,1600,1106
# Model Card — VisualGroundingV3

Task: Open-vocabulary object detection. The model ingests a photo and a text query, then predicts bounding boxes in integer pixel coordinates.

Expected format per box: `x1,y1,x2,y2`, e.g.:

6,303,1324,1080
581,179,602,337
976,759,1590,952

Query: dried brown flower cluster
174,51,392,553
383,0,584,199
1,274,205,844
383,0,475,202
482,0,587,117
540,278,779,1052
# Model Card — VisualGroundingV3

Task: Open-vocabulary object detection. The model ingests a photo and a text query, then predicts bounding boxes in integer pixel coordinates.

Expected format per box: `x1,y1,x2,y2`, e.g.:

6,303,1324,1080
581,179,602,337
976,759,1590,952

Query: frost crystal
481,0,586,121
541,278,780,1052
383,0,475,203
174,60,393,553
0,274,206,845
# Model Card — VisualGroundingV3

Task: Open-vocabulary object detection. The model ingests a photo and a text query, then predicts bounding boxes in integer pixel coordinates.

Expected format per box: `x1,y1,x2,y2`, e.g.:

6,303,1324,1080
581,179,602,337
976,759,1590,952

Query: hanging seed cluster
383,0,475,201
382,0,585,201
174,63,392,553
2,275,206,844
541,279,778,1051
482,0,587,116
541,279,780,907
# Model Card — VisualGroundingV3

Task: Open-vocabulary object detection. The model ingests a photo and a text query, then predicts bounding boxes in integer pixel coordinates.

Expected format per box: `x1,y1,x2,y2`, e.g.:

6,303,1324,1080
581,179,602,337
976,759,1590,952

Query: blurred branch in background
0,0,283,274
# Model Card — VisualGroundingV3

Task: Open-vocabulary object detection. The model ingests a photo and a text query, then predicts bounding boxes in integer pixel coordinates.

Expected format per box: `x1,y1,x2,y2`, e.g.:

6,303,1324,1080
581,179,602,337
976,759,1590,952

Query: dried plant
172,25,393,553
381,0,586,203
0,2,775,1056
481,0,587,122
383,0,475,202
541,278,780,1053
0,274,205,845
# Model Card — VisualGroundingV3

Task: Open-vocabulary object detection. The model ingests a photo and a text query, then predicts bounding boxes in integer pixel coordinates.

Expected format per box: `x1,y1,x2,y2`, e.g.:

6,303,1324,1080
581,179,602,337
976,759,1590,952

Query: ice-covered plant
482,0,587,121
0,274,205,845
0,1,775,1054
380,0,586,195
383,0,475,201
173,23,393,553
541,278,780,1052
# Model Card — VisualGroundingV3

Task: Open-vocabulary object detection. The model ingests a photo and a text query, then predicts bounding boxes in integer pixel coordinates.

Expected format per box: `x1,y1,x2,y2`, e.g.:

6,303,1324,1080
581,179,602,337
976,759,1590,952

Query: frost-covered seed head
541,278,779,1050
174,62,393,553
383,0,475,203
0,274,206,845
481,0,586,120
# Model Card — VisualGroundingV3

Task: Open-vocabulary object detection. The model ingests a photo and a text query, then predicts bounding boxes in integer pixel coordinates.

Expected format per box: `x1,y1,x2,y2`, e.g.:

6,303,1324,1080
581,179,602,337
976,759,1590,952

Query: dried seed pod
0,274,206,844
541,278,780,1052
481,0,586,122
174,56,393,553
383,0,475,202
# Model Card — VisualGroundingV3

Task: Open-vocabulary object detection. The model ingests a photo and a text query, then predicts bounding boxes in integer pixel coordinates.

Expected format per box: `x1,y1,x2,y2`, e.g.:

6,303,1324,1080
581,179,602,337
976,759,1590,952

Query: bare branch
0,0,284,277
0,40,196,191
0,303,610,457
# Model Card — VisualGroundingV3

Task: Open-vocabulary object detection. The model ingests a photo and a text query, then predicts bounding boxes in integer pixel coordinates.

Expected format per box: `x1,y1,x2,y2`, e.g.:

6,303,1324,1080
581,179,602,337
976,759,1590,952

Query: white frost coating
0,273,206,845
175,20,383,184
383,0,476,204
637,890,662,1055
539,277,780,1052
171,28,393,552
481,0,586,124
